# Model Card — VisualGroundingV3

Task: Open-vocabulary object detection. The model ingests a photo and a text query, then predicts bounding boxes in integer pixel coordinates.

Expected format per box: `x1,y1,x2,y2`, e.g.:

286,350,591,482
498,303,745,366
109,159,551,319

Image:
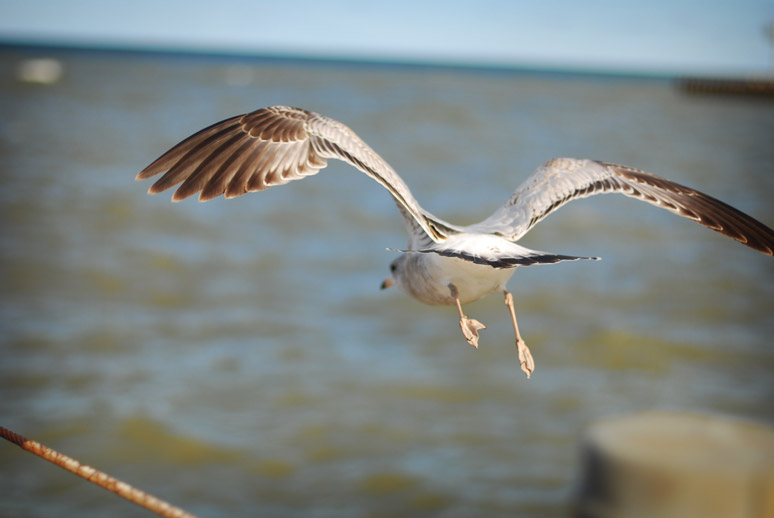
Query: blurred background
1,1,773,517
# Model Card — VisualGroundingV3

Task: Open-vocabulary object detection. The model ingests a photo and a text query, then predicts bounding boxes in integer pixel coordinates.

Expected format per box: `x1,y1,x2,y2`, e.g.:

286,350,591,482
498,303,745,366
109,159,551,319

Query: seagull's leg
503,290,535,379
449,283,486,348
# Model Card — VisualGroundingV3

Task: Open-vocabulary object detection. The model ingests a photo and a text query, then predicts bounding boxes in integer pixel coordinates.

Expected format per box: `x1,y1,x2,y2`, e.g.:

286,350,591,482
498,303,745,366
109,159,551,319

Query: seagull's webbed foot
504,291,535,379
515,336,535,378
460,316,487,348
449,283,486,348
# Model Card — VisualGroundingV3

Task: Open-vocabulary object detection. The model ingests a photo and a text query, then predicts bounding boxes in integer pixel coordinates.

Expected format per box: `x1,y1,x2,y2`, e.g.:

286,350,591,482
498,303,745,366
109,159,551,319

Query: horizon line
2,37,763,81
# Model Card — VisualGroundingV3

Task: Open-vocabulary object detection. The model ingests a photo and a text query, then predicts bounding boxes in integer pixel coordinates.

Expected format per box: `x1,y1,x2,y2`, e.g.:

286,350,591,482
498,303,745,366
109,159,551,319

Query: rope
0,424,198,518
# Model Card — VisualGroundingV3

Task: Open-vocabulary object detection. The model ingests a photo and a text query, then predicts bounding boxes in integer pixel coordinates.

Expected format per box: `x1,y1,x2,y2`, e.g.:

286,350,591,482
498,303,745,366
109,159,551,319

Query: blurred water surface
0,47,772,517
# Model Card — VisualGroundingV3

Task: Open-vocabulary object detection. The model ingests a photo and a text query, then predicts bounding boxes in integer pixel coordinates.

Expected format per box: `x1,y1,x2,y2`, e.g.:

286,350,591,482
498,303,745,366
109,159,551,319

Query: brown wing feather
136,106,459,242
606,163,774,254
469,158,774,256
137,107,326,202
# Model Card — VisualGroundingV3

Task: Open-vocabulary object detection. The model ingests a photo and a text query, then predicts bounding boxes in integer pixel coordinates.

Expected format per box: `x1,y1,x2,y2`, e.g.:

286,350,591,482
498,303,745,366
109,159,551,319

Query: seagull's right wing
467,158,774,255
136,106,459,243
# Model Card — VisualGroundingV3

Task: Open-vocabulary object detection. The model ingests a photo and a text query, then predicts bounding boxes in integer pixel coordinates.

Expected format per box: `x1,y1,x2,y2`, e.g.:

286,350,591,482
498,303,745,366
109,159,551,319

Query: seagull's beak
380,277,393,290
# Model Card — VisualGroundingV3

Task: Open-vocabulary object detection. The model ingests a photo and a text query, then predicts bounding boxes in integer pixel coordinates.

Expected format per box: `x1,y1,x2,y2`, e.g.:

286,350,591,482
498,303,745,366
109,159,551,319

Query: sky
2,0,773,76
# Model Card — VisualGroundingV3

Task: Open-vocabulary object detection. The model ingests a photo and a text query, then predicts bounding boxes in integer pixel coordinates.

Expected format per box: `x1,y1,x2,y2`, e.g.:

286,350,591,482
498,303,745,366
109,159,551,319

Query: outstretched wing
467,158,774,255
136,106,458,243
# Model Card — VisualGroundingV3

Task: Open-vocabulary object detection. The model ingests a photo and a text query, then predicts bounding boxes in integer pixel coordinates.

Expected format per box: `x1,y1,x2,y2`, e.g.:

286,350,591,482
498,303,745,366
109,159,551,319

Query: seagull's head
380,255,405,290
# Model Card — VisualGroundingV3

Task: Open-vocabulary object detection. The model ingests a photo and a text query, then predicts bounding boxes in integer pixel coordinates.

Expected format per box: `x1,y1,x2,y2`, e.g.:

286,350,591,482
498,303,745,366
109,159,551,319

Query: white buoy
17,58,64,84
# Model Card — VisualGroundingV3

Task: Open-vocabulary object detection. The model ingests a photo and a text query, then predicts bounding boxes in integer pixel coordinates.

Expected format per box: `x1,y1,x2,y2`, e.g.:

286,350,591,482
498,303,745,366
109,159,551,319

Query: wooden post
576,412,774,518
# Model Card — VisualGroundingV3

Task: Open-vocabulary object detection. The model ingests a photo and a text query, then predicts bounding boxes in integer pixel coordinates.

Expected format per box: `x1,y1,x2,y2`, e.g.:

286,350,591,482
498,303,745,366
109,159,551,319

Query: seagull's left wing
136,106,458,243
467,158,774,255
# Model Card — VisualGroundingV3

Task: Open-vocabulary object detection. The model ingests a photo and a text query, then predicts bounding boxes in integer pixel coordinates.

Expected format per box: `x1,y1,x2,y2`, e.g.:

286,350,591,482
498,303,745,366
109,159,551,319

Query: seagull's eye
390,263,397,273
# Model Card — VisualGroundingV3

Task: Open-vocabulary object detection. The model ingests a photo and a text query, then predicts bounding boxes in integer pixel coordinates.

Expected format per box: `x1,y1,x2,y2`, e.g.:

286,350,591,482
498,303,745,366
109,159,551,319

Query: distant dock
678,77,774,97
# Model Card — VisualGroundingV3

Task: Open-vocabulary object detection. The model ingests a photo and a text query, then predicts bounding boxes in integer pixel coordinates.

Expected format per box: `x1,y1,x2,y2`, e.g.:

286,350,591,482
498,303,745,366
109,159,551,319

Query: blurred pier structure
576,412,774,518
678,77,774,97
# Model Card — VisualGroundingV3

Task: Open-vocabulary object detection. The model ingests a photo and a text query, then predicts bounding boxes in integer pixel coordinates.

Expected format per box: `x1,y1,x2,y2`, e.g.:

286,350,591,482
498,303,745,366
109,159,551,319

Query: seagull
137,106,774,378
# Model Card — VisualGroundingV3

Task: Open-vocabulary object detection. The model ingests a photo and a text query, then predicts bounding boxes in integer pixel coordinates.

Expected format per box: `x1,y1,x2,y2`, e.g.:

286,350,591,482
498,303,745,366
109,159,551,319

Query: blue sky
2,0,773,75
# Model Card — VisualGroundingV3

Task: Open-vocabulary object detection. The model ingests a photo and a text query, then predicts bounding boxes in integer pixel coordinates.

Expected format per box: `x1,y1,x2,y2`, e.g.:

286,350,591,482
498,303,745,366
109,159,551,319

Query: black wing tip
605,162,774,256
170,190,190,203
740,237,774,256
135,162,165,182
404,248,600,268
138,173,210,202
147,184,167,196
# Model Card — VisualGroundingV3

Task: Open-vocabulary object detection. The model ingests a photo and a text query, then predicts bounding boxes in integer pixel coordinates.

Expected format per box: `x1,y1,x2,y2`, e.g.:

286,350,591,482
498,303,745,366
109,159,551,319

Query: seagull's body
391,235,520,306
137,106,774,378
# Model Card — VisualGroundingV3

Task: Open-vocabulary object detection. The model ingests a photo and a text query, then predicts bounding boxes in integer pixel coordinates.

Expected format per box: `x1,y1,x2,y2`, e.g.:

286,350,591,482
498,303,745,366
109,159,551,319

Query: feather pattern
137,106,459,242
395,247,599,268
467,158,774,255
138,108,774,262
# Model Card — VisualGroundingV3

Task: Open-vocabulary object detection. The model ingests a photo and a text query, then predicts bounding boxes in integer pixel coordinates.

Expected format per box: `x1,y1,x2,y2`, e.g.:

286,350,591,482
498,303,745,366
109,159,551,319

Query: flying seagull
137,106,774,378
